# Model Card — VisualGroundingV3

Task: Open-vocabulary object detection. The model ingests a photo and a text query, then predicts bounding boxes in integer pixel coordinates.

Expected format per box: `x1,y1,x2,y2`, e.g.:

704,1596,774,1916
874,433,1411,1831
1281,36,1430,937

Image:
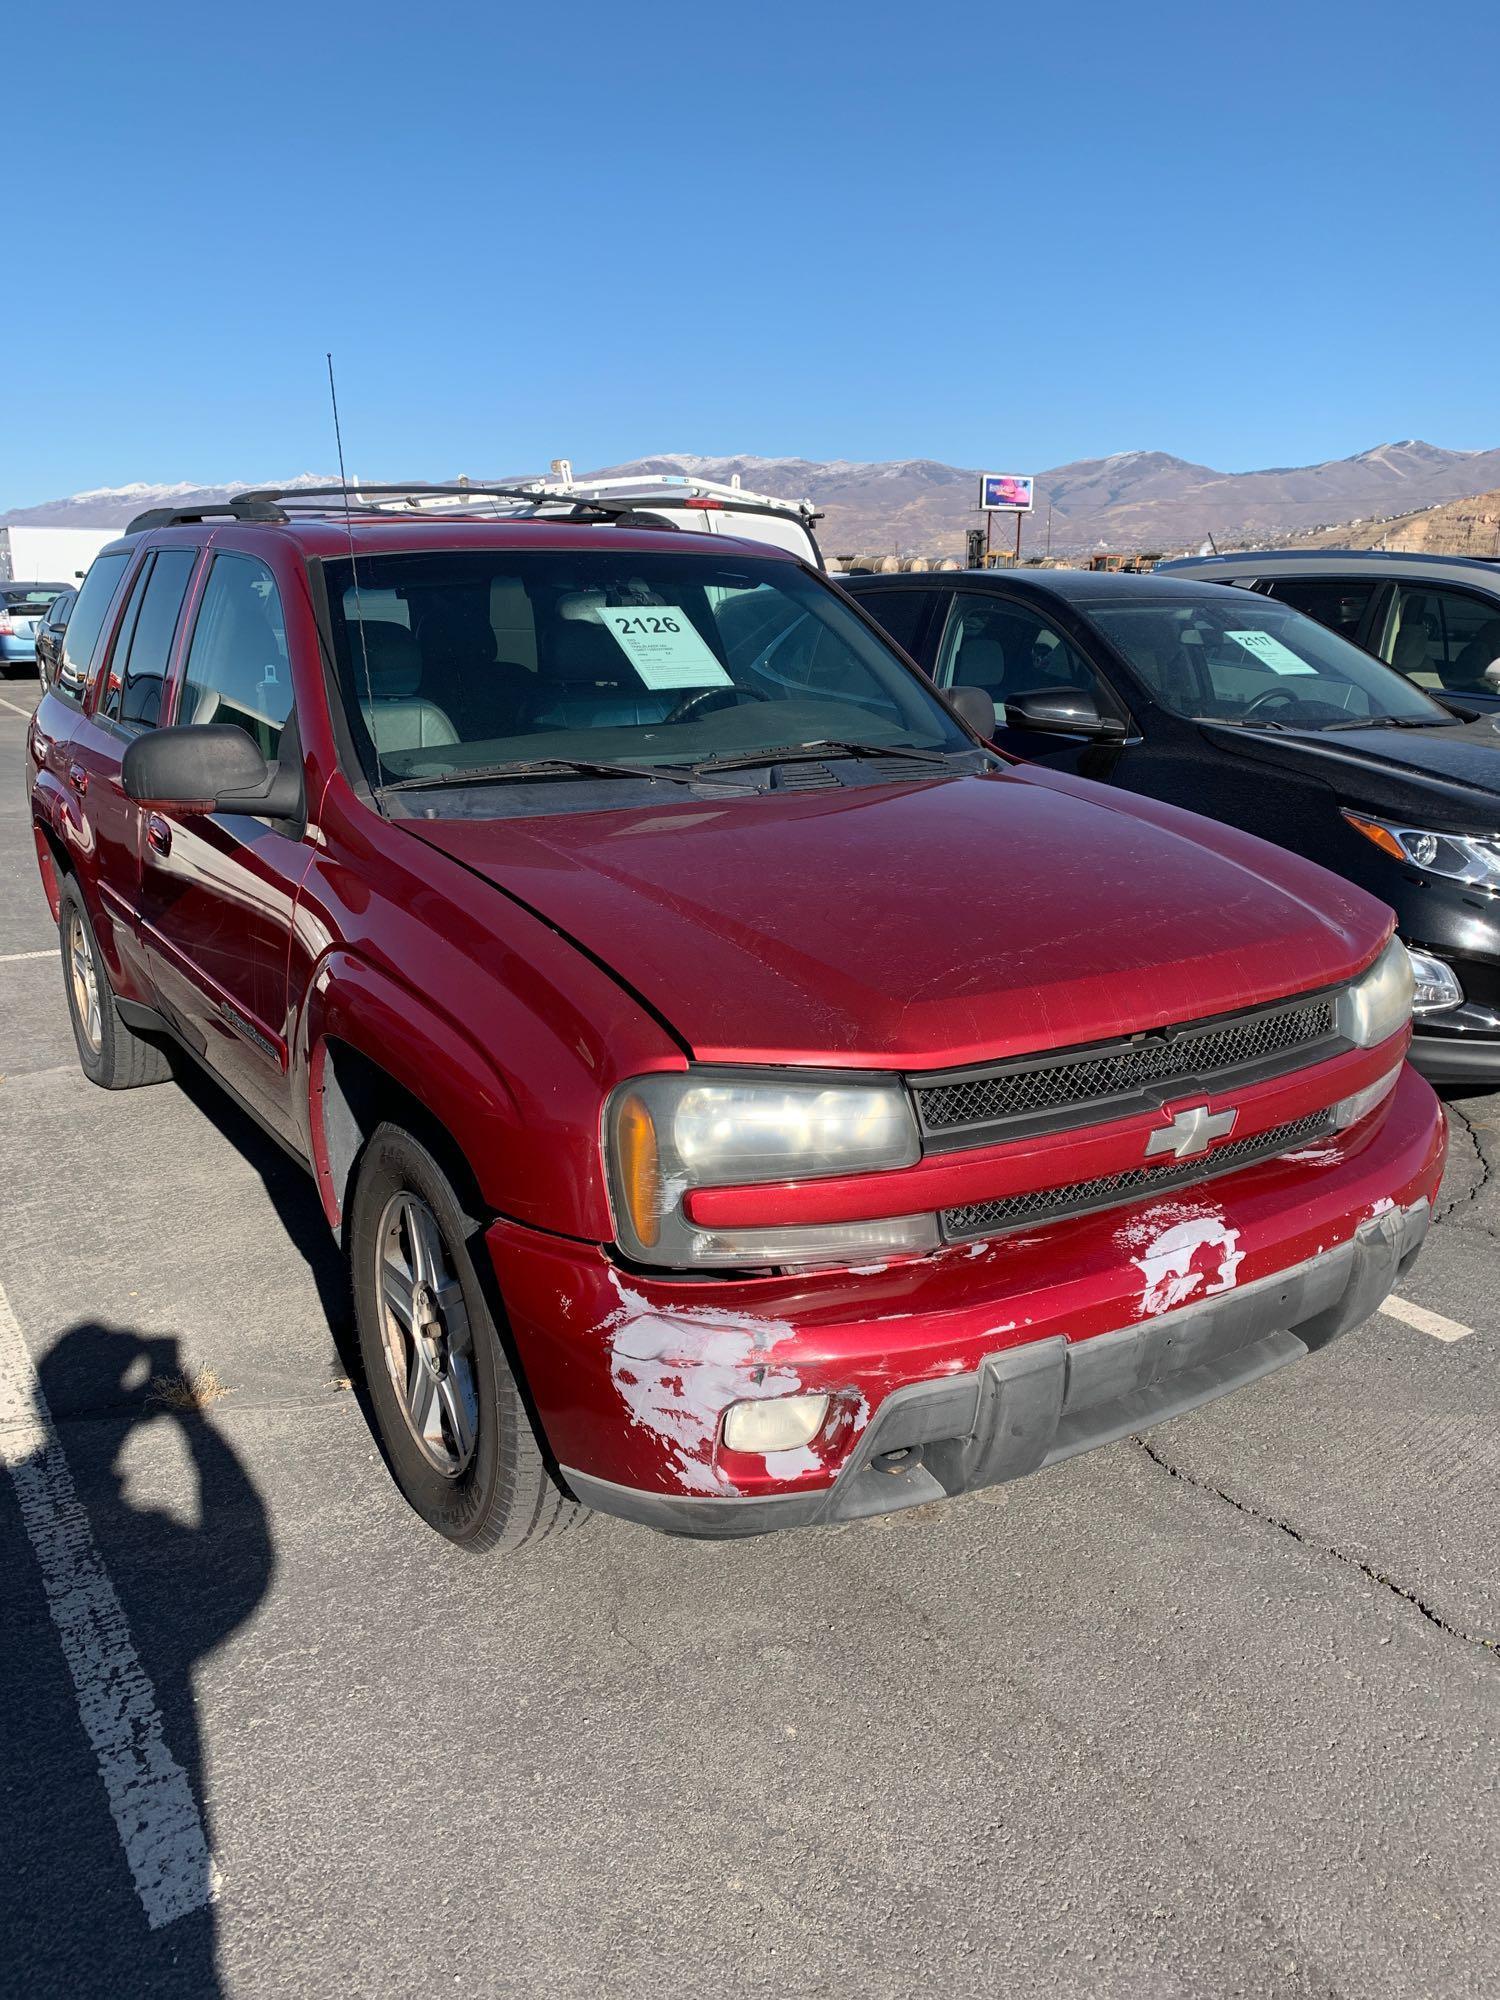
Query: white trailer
0,525,119,585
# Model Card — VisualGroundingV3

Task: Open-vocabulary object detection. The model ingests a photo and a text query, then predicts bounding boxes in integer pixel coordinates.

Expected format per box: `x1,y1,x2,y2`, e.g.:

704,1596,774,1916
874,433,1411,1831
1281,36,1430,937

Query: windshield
1089,595,1451,729
321,549,968,798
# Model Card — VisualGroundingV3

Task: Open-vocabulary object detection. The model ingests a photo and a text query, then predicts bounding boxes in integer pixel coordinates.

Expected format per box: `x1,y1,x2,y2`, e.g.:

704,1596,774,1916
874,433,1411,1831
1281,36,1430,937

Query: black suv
846,565,1500,1089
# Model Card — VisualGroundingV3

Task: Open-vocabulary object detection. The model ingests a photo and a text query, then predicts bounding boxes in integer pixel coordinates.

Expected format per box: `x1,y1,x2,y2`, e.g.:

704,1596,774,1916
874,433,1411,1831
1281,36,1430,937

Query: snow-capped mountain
7,443,1500,556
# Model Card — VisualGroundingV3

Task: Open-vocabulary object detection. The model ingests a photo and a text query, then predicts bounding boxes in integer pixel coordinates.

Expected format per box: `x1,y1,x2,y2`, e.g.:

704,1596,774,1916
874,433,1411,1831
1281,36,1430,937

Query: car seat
529,592,679,729
1390,606,1434,679
1449,617,1500,690
353,621,460,752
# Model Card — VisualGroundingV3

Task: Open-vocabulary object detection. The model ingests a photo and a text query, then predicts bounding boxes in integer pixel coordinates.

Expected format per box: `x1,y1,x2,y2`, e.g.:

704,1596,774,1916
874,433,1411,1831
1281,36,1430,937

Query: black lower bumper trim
1408,1031,1500,1088
564,1199,1431,1539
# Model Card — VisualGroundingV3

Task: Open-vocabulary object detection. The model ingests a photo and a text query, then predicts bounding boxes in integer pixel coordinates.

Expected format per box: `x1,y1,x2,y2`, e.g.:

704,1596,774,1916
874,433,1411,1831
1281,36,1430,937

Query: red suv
27,486,1445,1550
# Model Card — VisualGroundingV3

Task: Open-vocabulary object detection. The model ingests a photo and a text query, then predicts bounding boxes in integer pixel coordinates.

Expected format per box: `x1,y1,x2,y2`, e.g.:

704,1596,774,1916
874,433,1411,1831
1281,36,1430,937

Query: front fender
296,951,526,1231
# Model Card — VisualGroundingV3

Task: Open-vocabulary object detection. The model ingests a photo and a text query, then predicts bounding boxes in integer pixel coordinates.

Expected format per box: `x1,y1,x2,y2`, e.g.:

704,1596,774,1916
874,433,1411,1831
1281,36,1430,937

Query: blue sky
8,0,1499,506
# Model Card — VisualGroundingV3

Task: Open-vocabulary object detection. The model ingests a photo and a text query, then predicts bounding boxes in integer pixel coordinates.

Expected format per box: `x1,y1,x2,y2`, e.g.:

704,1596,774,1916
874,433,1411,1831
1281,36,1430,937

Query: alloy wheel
68,911,103,1056
375,1191,480,1477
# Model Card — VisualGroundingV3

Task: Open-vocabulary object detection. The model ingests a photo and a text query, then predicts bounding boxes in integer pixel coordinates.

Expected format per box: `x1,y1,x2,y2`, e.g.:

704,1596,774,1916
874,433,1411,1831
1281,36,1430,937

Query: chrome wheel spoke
374,1188,478,1479
405,1351,442,1450
436,1369,477,1462
381,1252,417,1334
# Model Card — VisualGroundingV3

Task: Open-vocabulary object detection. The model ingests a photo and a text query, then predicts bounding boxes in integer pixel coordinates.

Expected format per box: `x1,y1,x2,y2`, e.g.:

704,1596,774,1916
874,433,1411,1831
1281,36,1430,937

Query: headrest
351,619,422,698
557,591,608,623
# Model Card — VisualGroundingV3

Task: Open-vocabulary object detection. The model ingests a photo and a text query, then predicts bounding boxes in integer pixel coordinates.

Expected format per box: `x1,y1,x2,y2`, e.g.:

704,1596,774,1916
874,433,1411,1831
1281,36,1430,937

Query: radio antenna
326,352,384,803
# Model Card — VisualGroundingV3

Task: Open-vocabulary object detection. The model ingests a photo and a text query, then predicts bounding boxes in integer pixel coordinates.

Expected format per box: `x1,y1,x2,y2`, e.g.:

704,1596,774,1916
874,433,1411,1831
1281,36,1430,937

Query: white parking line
0,693,36,719
0,949,54,964
0,1279,221,1928
1379,1296,1474,1344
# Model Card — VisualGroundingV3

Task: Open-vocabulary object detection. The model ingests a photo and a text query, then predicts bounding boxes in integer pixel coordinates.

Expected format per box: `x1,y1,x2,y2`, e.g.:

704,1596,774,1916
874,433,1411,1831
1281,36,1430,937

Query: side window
1380,584,1500,692
56,552,130,704
1260,577,1377,642
861,589,934,663
98,558,154,721
103,548,198,727
935,592,1112,726
178,554,292,756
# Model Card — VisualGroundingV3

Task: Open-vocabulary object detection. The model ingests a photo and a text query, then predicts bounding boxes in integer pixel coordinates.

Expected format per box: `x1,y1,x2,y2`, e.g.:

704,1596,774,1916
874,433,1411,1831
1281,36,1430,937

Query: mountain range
8,441,1500,558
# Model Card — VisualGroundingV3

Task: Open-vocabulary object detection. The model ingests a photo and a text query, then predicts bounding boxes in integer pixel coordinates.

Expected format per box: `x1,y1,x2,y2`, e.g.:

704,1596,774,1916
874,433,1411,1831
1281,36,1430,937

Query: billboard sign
980,474,1034,513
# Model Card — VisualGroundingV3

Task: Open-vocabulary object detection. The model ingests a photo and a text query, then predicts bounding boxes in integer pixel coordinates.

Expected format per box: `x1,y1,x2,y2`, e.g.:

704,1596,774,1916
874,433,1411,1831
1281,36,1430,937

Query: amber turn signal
614,1092,662,1249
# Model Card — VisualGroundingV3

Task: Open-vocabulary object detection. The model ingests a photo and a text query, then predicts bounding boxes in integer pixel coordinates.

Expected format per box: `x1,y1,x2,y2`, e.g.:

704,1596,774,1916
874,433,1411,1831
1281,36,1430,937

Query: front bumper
487,1063,1445,1536
564,1199,1429,1536
1409,1020,1500,1089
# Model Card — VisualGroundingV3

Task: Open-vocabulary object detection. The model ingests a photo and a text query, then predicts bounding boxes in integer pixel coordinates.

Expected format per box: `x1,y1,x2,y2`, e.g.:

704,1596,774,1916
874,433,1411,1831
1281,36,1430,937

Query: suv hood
402,768,1389,1068
1201,715,1500,824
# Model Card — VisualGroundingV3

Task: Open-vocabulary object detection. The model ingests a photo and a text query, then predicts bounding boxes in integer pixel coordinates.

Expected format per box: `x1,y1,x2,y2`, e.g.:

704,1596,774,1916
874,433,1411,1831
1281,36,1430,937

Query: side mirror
122,724,302,818
1484,658,1500,687
1006,687,1127,741
947,685,998,737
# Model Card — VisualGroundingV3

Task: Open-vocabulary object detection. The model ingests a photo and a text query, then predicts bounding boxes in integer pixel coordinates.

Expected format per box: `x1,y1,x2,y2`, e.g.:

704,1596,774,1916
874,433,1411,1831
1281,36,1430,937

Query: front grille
941,1111,1333,1240
915,996,1337,1141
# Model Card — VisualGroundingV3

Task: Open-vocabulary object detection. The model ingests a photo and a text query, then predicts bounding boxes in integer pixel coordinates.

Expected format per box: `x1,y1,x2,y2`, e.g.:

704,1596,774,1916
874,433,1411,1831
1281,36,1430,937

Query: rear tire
349,1122,583,1552
58,879,173,1090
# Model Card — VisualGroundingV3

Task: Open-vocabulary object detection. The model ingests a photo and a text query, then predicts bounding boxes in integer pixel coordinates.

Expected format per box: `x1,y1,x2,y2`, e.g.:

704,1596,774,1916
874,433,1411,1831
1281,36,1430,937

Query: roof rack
234,475,822,531
125,475,824,553
124,496,290,534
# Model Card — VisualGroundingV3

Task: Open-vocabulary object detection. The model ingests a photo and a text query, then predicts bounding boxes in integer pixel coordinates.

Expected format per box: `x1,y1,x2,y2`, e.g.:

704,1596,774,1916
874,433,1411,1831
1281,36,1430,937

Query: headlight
1344,812,1500,893
1406,949,1463,1016
1335,937,1414,1048
605,1070,927,1270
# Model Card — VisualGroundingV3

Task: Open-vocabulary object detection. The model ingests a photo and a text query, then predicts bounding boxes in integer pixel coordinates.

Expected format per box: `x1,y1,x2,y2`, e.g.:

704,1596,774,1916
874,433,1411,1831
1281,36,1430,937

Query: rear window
2,588,64,612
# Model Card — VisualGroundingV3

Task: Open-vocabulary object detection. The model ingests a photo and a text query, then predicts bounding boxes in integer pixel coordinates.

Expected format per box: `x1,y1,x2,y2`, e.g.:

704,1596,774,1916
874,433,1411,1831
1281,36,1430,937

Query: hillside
1284,487,1500,558
8,441,1500,560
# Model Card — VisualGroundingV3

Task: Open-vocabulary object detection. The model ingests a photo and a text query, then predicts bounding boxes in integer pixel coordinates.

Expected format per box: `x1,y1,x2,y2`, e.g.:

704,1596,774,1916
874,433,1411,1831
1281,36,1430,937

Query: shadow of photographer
0,1320,273,1998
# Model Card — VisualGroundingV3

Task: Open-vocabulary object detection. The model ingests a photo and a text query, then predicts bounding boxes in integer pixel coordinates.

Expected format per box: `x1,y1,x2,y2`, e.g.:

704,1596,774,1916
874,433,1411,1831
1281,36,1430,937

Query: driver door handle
67,761,88,795
146,813,172,858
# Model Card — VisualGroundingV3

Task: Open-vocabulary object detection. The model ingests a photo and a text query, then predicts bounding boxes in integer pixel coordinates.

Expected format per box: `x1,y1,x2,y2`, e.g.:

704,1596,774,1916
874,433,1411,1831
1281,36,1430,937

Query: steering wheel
1240,686,1305,721
665,684,770,725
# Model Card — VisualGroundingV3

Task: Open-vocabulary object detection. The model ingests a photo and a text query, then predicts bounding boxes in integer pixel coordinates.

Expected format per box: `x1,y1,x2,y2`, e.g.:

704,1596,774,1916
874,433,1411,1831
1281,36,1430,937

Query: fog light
722,1394,829,1455
1406,949,1463,1017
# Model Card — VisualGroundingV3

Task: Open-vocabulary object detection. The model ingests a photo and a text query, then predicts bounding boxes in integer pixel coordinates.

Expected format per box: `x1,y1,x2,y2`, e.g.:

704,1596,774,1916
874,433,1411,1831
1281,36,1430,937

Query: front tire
58,879,173,1089
349,1122,582,1552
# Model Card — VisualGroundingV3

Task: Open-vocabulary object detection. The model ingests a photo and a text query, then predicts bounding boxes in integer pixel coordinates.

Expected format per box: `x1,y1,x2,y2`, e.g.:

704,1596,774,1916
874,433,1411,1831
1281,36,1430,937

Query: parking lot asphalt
0,678,1495,2000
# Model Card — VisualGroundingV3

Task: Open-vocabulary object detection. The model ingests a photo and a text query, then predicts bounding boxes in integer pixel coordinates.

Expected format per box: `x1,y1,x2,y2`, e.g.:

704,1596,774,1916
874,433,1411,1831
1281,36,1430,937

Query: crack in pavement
1437,1101,1498,1237
1131,1434,1498,1658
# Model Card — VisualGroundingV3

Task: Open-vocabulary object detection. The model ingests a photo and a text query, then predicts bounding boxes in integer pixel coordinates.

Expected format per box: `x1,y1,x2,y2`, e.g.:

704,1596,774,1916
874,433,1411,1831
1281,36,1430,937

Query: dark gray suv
1158,550,1500,713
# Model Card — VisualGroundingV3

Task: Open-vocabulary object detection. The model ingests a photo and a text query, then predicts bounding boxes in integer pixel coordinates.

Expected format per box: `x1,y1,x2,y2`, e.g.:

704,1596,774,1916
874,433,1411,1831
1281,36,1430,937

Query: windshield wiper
1315,715,1451,732
382,756,718,793
690,739,954,775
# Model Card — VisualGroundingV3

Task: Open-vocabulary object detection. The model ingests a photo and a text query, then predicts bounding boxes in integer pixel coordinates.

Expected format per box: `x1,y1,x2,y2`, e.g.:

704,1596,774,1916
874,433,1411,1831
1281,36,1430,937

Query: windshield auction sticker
598,606,733,690
1226,629,1318,675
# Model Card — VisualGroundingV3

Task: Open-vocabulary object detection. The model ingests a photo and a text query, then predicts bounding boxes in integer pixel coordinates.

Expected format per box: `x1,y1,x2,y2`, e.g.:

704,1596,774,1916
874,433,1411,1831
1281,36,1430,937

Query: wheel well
319,1038,488,1236
33,820,69,919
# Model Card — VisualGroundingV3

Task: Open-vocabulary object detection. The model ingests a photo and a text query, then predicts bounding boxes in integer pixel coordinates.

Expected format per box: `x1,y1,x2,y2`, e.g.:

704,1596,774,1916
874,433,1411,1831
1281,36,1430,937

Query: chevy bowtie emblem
1145,1104,1238,1160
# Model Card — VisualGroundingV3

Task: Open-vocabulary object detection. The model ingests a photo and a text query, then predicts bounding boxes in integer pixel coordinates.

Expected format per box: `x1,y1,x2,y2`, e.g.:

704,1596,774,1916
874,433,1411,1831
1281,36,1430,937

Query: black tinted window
860,588,933,660
179,554,292,755
1260,577,1377,641
108,549,196,727
98,560,153,722
56,552,129,702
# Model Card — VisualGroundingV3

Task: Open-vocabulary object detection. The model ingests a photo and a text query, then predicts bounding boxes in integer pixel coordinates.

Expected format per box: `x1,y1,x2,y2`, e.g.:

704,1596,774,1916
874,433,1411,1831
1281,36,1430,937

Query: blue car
1,581,71,676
